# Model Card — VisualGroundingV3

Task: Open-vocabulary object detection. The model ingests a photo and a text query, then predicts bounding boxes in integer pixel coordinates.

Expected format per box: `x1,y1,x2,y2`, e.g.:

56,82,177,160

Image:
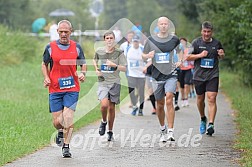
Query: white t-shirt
126,46,145,78
49,24,59,41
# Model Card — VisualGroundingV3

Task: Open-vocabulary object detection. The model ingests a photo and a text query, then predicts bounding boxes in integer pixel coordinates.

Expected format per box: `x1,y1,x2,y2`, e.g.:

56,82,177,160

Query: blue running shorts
49,92,79,112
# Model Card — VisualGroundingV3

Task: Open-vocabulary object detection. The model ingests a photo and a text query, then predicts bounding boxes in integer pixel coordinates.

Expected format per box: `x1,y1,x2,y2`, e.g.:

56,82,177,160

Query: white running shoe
184,99,189,107
159,128,168,142
181,100,185,107
167,130,175,141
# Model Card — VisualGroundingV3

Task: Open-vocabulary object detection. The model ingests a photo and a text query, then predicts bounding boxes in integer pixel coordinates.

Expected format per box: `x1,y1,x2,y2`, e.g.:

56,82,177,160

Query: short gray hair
57,20,72,29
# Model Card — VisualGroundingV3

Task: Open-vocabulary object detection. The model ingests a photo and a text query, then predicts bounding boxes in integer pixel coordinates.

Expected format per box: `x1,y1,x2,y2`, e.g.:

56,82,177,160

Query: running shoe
107,131,114,141
151,109,156,115
184,99,189,107
160,128,167,142
199,118,207,134
56,131,64,147
138,109,143,116
99,121,107,136
167,130,175,141
206,124,215,136
62,147,72,158
131,107,138,116
174,105,180,111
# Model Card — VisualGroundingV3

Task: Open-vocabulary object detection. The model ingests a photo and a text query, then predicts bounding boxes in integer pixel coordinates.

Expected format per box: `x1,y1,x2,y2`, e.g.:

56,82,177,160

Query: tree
0,0,32,30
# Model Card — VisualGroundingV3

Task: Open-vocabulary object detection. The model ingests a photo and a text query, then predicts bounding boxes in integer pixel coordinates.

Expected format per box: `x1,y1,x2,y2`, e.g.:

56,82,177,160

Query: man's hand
43,77,51,88
106,59,117,67
78,73,85,83
200,50,208,58
217,49,225,59
148,50,155,58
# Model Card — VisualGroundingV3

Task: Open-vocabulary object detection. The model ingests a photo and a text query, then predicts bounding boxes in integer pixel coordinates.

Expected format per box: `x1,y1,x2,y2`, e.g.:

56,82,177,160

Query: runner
126,35,146,116
41,20,86,158
142,16,181,142
187,21,225,136
93,30,127,141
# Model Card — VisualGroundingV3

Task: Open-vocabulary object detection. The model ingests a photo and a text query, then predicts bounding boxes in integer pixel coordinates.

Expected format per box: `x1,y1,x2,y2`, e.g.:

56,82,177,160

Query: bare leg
62,107,74,145
100,98,109,122
156,98,165,126
165,92,175,129
206,92,218,123
108,101,115,131
52,111,64,130
197,93,205,117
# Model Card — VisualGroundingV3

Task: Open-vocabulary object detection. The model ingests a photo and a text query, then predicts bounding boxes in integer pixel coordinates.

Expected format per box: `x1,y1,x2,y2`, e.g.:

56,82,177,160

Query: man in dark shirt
187,21,225,136
143,16,181,142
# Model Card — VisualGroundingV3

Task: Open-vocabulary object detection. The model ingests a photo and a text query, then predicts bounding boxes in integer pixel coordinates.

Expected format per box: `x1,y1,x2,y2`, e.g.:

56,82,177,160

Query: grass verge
220,70,252,167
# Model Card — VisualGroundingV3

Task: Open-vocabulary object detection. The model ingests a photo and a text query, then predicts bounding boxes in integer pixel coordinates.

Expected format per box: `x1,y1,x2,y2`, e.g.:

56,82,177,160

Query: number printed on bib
101,64,116,73
200,58,214,68
155,53,170,63
58,76,75,89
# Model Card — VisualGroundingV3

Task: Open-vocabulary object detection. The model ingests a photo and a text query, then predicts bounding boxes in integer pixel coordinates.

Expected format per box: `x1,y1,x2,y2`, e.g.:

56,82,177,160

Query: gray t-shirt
191,37,224,81
143,35,180,81
94,48,127,85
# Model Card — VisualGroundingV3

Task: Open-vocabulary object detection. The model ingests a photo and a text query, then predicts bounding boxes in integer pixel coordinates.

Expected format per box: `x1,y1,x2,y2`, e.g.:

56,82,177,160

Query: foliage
126,0,162,34
0,0,32,30
229,0,252,86
101,0,128,29
179,0,252,86
0,0,94,32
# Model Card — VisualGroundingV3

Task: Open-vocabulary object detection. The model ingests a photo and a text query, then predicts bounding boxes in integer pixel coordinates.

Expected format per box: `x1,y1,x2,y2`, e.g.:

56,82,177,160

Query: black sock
63,143,69,148
149,94,156,109
175,92,179,105
201,116,207,121
208,122,214,126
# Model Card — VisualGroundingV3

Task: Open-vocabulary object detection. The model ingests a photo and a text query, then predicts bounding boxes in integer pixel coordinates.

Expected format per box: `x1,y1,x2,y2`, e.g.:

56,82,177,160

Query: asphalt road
4,90,240,167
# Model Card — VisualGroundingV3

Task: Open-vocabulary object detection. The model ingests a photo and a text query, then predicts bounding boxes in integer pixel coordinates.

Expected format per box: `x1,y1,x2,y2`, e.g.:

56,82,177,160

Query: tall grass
220,70,252,167
0,26,38,65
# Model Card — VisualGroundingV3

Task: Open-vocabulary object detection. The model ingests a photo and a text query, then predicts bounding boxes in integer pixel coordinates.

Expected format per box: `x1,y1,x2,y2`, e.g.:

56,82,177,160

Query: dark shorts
193,77,219,95
179,69,193,88
49,92,79,112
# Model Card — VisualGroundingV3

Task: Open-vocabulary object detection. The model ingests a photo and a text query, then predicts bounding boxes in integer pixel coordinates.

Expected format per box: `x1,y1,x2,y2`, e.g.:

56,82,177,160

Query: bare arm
78,64,87,82
187,50,208,61
93,59,102,76
41,62,51,87
142,50,155,60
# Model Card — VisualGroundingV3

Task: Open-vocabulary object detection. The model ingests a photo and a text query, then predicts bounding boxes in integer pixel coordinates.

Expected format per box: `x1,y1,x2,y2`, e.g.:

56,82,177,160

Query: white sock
102,120,107,123
160,125,166,131
168,128,174,132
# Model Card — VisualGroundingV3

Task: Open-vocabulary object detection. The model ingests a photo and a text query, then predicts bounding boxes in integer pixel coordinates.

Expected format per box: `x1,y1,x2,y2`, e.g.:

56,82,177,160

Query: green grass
220,70,252,167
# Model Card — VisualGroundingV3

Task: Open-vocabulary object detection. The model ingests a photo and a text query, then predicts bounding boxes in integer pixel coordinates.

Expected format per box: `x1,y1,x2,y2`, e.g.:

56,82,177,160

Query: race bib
101,64,116,73
200,58,214,68
155,53,170,63
58,76,75,89
129,60,140,68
